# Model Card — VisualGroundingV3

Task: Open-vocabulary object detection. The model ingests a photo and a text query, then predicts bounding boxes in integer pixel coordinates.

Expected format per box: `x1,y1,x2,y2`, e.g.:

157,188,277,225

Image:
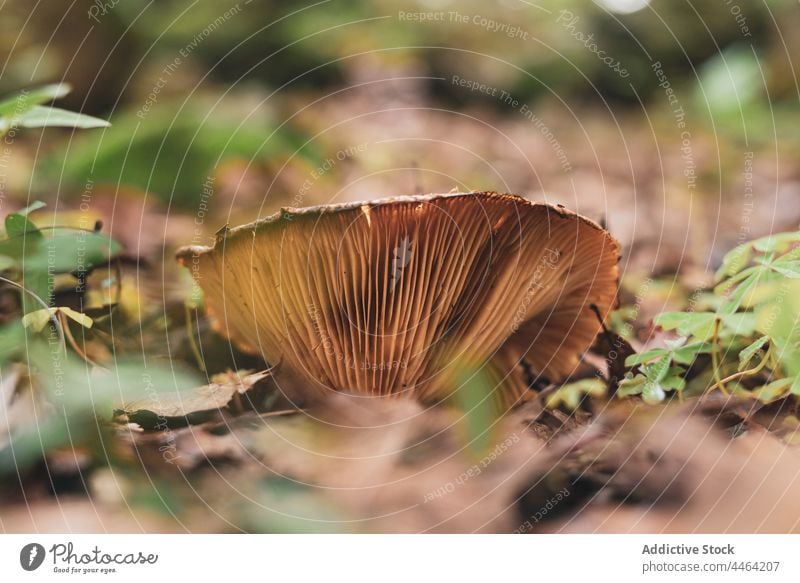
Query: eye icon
19,543,46,571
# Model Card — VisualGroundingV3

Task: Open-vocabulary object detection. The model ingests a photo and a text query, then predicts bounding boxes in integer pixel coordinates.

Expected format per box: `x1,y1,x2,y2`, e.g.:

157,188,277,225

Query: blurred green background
1,0,798,267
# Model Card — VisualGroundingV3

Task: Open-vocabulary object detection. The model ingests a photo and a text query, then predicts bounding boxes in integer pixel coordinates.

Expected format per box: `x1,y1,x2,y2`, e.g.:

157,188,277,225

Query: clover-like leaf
715,242,751,281
617,373,647,397
660,374,686,393
720,312,757,336
655,311,717,339
642,357,670,385
754,377,794,403
752,232,799,254
671,341,714,365
625,347,668,367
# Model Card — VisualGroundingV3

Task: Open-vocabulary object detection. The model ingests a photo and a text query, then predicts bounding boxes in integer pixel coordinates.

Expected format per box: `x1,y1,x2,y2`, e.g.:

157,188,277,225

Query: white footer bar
1,534,797,581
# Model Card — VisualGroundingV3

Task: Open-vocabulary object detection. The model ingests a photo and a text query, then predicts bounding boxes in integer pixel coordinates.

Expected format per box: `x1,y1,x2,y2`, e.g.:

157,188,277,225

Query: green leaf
625,348,668,367
752,232,799,254
716,243,751,281
4,213,42,239
642,357,670,384
754,377,794,403
672,342,714,365
30,344,201,413
653,312,690,329
720,312,757,336
0,83,70,118
780,345,800,378
11,229,121,273
768,261,800,279
20,268,51,314
741,280,791,310
653,311,717,340
661,374,686,392
617,374,646,398
0,226,120,313
14,105,110,130
738,335,769,371
753,289,800,342
720,271,763,314
772,245,800,265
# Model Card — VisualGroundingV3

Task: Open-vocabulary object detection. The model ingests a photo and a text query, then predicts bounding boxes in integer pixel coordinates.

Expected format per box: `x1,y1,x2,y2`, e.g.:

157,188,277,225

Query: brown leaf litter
101,383,800,533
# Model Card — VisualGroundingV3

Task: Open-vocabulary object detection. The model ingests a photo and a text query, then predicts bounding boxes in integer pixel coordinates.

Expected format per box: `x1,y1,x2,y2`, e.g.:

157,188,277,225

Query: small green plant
0,200,121,314
620,231,800,404
0,84,115,330
0,85,198,479
0,84,116,310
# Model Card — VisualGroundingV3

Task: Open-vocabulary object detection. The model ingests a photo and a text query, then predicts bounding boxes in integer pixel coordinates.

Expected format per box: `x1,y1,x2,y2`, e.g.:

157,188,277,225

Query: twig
59,311,101,368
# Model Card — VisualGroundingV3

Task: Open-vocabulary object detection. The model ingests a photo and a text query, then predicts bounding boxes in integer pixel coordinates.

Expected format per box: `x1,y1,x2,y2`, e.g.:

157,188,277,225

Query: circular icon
19,543,46,571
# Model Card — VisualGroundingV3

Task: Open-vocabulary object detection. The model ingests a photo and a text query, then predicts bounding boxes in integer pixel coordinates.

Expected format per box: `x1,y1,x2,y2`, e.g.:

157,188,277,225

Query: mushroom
176,192,619,410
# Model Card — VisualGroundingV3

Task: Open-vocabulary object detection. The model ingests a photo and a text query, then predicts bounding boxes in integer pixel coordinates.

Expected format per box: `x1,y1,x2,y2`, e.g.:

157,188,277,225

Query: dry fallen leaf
114,369,274,430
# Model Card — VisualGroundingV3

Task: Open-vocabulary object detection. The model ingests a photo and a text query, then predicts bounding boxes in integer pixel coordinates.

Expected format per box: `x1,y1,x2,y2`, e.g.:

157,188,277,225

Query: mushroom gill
176,192,619,409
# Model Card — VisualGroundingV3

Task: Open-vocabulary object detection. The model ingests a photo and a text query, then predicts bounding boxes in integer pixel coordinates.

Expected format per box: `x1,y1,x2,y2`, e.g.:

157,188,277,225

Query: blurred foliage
0,0,794,105
620,231,800,404
0,87,199,505
0,0,796,216
47,95,313,209
0,83,108,135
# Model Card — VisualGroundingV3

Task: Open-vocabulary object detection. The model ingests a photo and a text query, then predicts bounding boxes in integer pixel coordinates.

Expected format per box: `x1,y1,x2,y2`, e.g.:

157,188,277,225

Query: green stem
710,318,729,396
185,303,206,373
706,343,774,395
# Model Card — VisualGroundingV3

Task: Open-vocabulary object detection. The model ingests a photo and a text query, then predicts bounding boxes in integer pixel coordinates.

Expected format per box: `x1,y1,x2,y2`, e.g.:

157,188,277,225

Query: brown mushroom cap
177,192,619,407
